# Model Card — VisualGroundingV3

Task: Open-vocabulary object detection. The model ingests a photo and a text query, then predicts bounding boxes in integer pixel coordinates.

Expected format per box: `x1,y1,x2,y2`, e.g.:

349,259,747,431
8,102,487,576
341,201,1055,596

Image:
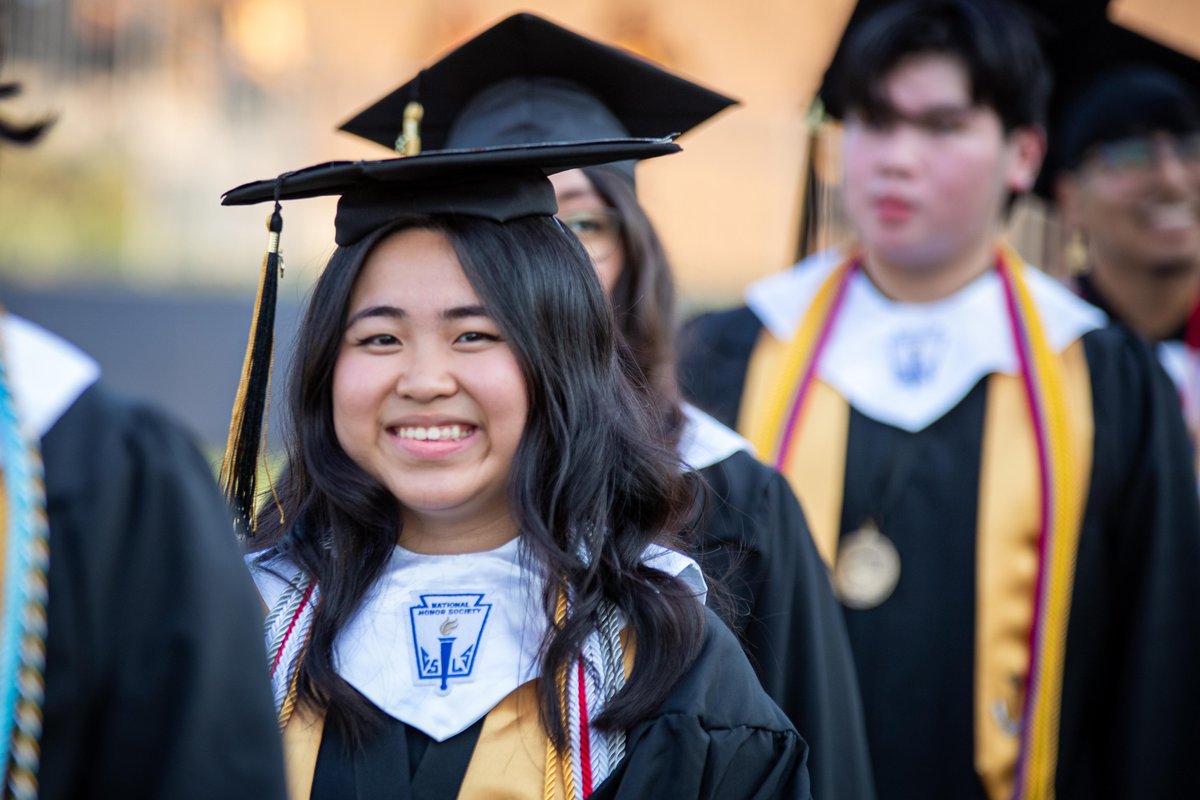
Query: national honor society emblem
409,593,492,693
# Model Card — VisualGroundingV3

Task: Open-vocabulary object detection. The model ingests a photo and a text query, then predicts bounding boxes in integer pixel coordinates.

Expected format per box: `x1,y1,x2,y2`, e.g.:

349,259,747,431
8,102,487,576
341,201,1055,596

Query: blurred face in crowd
1057,131,1200,273
550,169,625,294
333,227,528,553
841,53,1043,281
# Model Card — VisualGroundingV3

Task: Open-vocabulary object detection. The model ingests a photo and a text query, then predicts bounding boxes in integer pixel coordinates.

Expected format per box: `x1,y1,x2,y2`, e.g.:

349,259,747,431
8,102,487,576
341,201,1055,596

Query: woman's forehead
550,169,603,204
350,228,481,312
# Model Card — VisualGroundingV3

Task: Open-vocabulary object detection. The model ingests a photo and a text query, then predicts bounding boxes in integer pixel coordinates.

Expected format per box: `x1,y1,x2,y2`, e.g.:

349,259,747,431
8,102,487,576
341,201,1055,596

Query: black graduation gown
681,311,1200,798
693,450,875,800
309,607,812,799
36,382,287,799
678,306,762,429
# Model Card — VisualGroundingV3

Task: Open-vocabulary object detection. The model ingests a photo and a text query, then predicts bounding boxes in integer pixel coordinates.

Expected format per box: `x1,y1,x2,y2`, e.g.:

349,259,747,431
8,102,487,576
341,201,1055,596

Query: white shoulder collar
4,315,101,440
251,540,706,742
677,402,752,471
745,253,1106,432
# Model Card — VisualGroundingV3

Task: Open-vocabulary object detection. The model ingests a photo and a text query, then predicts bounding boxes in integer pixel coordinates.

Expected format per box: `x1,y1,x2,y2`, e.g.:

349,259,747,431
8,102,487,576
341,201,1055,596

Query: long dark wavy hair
250,213,704,745
582,166,685,446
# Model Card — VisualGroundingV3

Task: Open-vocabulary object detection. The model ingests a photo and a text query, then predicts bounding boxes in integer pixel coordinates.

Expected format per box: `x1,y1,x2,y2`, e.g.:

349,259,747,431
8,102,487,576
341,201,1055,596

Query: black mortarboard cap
222,137,680,244
218,136,679,531
1053,67,1200,174
336,13,736,171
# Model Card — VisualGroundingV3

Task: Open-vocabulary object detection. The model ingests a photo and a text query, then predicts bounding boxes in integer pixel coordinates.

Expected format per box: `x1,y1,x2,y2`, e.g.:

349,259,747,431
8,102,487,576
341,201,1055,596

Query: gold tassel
395,101,424,156
1064,229,1089,276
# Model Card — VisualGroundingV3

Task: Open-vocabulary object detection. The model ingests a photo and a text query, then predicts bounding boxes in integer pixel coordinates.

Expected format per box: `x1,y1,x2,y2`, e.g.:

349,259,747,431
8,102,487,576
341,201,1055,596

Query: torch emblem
408,593,492,693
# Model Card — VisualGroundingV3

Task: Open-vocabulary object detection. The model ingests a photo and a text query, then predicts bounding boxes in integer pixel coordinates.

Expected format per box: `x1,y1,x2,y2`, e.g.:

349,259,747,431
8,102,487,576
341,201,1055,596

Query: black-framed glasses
557,209,622,261
1088,131,1200,175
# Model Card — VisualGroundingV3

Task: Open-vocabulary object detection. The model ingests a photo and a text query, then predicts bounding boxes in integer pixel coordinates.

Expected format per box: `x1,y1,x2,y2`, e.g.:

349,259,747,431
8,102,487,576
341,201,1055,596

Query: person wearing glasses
1053,67,1200,447
335,14,873,799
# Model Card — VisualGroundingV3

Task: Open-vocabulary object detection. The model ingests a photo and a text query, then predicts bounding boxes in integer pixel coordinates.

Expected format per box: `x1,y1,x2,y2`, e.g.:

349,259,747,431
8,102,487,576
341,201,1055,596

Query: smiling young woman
222,129,810,798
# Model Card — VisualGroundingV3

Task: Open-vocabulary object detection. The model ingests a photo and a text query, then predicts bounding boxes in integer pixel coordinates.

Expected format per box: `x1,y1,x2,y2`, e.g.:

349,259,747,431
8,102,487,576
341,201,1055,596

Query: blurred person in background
678,1,1200,797
1053,67,1200,450
0,54,285,800
335,15,874,797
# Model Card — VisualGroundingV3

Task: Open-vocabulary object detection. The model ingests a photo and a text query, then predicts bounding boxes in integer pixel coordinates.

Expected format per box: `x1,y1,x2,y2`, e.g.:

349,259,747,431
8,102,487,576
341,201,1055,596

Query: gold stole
738,333,1093,800
279,634,637,800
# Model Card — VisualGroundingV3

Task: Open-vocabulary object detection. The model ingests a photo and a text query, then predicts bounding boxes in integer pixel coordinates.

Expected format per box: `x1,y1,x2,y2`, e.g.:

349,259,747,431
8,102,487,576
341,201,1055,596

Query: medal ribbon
744,246,1081,800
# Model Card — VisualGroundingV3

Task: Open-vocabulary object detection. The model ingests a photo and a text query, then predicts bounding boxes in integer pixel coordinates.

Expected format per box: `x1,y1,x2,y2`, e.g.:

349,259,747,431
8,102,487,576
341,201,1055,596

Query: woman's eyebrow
442,304,491,321
346,304,405,327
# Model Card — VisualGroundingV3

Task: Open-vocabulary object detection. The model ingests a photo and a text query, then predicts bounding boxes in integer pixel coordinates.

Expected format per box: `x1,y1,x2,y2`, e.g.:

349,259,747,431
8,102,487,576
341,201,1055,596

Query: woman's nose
395,345,457,401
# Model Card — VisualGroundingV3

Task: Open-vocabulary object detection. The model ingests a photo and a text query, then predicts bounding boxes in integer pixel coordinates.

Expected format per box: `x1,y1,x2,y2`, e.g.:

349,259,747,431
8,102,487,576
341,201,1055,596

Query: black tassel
221,203,283,534
794,98,825,262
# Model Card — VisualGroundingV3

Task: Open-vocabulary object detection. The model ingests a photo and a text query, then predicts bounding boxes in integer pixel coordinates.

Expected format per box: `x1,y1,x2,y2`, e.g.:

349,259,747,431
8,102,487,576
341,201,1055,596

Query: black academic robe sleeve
1055,328,1200,799
36,383,287,800
677,306,762,429
592,607,812,800
697,452,875,800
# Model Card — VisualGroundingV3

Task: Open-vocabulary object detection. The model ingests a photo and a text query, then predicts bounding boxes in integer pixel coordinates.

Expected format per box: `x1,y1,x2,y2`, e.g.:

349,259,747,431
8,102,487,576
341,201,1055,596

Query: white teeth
1146,204,1197,230
395,425,471,442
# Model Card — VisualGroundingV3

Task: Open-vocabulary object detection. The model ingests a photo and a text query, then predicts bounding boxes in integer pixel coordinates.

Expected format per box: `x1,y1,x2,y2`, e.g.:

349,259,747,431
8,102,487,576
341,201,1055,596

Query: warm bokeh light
1,0,1196,446
1,0,858,303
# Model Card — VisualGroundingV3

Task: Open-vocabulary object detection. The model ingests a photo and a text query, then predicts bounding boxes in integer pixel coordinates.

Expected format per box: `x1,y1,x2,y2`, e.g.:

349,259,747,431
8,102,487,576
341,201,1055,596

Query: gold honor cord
543,584,573,800
999,246,1089,800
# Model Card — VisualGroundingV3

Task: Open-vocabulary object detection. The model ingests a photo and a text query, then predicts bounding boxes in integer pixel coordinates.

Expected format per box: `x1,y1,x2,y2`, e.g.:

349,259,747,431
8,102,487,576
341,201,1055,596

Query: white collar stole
677,402,752,471
251,542,704,750
3,315,100,442
746,251,1107,432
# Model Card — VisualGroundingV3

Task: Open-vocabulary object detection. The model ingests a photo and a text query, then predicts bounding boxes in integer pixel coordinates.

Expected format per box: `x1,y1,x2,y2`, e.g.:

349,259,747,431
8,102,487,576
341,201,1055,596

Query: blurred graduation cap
1049,66,1200,180
1031,4,1200,198
793,0,1200,259
218,137,679,531
337,12,736,181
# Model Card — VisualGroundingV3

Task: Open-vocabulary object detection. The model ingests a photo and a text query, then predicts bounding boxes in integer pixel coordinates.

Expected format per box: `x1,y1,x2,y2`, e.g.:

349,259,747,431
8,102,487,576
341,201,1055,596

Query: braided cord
597,600,625,766
262,572,316,727
543,584,572,800
0,315,49,800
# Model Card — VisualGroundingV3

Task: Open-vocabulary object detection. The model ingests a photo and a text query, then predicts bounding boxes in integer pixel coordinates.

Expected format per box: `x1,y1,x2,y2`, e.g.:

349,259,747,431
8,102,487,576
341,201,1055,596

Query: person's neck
861,236,998,303
398,506,519,555
1088,254,1200,341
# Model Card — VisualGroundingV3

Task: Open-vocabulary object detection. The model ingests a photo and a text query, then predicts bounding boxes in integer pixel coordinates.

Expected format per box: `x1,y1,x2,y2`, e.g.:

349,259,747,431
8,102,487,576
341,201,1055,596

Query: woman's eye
571,219,601,234
357,333,400,347
455,331,499,345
